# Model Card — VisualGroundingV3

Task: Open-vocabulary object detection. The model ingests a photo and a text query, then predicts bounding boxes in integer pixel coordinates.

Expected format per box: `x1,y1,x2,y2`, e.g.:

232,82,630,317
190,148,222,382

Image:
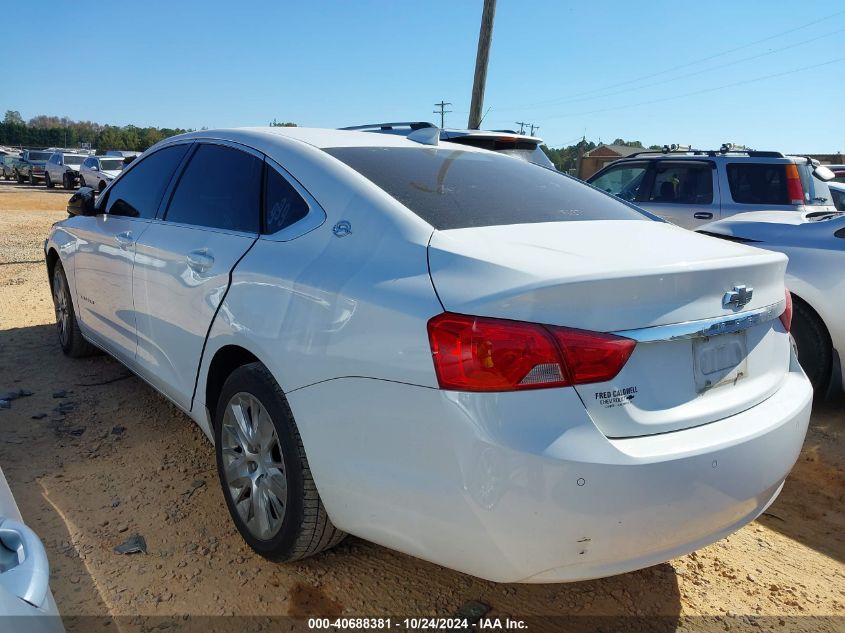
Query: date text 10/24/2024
307,617,529,630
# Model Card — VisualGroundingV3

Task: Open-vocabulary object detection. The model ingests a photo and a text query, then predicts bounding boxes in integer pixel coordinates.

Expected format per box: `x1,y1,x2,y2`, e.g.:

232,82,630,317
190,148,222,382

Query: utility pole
433,101,452,129
468,0,497,129
529,124,539,136
514,121,528,134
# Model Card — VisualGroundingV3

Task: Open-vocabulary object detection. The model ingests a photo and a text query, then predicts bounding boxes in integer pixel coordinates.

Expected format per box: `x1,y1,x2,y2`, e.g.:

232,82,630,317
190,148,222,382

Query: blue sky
4,1,843,152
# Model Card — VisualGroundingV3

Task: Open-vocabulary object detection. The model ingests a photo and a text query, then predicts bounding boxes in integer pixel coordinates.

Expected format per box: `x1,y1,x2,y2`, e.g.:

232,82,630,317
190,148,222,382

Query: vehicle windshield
28,152,52,161
325,146,650,230
99,159,125,171
64,155,84,166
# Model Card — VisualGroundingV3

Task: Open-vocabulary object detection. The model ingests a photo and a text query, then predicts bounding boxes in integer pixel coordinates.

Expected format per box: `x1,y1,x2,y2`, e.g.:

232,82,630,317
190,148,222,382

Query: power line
529,124,540,136
433,101,452,128
504,25,845,113
541,54,845,121
508,7,845,111
514,121,528,133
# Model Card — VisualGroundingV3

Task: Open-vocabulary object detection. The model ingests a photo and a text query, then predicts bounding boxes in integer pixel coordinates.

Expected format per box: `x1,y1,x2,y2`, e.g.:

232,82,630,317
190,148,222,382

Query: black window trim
158,139,264,236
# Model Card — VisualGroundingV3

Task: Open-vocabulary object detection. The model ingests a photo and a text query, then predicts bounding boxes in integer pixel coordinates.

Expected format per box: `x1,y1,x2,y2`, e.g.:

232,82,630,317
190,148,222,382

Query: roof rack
625,146,785,159
339,122,437,132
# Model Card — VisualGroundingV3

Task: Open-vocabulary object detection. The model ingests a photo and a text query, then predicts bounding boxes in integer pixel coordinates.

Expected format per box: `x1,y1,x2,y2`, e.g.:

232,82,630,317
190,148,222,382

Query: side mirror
813,165,835,182
67,187,97,217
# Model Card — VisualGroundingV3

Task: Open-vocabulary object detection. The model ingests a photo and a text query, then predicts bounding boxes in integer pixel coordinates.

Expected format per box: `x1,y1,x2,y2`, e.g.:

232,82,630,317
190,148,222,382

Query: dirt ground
0,180,843,632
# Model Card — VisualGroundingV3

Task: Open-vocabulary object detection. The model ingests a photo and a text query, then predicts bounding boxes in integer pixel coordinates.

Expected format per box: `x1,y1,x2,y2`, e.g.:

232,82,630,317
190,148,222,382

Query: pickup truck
15,150,53,184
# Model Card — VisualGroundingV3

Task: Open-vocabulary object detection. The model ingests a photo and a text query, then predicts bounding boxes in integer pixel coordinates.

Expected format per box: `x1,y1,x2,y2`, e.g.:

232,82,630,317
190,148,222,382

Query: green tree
270,119,297,127
3,110,23,125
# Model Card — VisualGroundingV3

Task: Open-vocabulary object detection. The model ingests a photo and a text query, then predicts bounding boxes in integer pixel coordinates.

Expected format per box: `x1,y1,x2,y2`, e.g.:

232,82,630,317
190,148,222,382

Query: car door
80,157,92,184
132,141,262,411
637,160,719,229
71,143,191,364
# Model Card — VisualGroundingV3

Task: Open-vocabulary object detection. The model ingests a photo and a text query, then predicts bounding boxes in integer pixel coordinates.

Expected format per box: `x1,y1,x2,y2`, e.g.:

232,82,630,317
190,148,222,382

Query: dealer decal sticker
594,386,638,408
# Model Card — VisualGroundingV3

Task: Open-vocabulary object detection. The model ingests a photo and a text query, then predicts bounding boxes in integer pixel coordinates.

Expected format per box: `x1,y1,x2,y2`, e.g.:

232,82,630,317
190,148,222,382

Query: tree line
541,138,660,172
0,110,191,152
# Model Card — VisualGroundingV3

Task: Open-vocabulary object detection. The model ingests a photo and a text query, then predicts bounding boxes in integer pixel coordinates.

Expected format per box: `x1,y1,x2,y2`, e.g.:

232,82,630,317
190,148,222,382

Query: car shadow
0,322,685,625
757,393,845,564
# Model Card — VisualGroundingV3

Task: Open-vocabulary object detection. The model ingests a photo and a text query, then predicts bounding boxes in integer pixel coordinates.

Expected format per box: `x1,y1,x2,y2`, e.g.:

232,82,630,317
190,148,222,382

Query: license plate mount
693,331,748,393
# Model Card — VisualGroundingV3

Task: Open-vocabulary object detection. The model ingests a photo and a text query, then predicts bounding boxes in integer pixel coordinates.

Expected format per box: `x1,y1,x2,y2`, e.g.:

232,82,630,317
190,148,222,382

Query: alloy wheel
220,392,288,540
52,273,69,347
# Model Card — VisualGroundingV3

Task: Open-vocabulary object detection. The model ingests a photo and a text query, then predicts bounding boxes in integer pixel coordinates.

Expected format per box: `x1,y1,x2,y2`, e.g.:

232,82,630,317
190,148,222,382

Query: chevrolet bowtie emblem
723,284,753,310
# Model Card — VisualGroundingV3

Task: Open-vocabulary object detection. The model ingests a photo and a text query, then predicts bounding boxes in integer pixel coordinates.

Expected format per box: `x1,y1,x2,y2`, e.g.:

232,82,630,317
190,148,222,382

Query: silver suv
587,146,836,229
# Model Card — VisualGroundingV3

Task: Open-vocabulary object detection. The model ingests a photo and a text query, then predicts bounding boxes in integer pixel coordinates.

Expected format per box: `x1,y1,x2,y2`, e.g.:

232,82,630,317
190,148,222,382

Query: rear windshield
324,147,648,230
28,152,52,161
64,155,84,165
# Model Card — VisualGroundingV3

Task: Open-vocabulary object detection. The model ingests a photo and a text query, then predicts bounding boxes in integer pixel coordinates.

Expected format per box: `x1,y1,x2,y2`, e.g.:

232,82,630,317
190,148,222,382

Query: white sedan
78,156,125,192
45,127,811,583
700,209,845,396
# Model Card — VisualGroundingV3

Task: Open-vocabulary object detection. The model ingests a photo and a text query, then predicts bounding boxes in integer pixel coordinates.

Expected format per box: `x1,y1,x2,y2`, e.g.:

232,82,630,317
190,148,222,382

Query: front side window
326,147,649,230
99,159,124,171
264,166,309,233
164,144,262,233
589,162,649,202
647,162,713,204
105,144,190,218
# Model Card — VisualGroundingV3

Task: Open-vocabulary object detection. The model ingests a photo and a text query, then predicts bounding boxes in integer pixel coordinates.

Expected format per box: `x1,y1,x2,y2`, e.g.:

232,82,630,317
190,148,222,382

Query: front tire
791,298,832,394
51,262,98,358
15,170,24,183
28,172,36,185
79,175,87,188
214,363,346,561
98,180,107,193
45,172,54,188
62,173,71,189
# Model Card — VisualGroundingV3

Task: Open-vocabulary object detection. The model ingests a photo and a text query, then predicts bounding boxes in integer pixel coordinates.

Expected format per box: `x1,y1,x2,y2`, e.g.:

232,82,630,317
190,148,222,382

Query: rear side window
325,147,648,230
727,164,788,205
105,144,190,219
165,144,262,233
647,162,713,205
264,166,309,233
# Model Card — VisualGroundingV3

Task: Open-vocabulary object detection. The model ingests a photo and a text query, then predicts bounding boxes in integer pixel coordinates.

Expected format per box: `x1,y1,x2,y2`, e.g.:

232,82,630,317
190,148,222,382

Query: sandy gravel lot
0,180,843,631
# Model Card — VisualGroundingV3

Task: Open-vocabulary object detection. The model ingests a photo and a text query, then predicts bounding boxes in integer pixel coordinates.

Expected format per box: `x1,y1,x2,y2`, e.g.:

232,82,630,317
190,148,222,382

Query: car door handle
694,212,714,220
186,249,214,273
114,231,133,248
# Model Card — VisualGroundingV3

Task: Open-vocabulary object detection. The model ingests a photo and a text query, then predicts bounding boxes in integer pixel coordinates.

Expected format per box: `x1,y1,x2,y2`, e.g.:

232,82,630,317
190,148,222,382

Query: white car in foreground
78,156,125,192
0,468,63,632
45,127,811,583
700,209,845,396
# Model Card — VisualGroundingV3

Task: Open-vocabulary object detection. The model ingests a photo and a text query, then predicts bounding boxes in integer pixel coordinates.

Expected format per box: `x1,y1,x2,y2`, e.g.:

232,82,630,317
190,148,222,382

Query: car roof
164,126,500,154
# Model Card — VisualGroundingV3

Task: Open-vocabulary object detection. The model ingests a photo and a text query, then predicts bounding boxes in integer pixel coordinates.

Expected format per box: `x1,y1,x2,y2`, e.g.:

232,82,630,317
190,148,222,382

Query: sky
3,1,843,152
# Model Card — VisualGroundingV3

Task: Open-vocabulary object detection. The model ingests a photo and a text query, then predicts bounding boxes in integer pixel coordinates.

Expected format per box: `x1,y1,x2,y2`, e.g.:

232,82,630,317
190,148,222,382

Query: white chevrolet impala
44,127,812,583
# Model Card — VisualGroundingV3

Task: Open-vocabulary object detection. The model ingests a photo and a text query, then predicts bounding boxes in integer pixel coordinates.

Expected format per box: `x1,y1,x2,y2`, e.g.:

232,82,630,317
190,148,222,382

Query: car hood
100,169,122,179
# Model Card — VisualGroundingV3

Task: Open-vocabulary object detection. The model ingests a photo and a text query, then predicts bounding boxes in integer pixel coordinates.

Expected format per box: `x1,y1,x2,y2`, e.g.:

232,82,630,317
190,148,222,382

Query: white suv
588,147,836,229
44,152,86,189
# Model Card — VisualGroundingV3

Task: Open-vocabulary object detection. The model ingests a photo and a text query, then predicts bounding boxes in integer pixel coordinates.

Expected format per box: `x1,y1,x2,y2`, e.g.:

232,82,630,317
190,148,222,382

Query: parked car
46,127,811,583
44,152,86,189
0,466,64,631
340,121,556,169
699,209,845,396
104,150,141,159
15,150,53,184
79,156,125,192
1,154,22,180
830,181,845,211
587,147,836,229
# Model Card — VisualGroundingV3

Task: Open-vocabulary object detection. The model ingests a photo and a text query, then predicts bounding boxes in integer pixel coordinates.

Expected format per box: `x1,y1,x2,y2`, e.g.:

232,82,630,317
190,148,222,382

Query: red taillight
780,289,793,332
785,164,804,205
427,312,635,392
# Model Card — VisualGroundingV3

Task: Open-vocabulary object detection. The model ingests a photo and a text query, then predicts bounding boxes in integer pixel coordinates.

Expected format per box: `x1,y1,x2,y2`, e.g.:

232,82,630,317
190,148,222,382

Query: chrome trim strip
612,300,785,343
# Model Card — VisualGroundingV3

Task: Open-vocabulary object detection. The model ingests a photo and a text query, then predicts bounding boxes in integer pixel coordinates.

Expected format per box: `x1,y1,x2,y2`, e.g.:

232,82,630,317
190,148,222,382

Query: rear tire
214,362,346,562
50,261,99,358
791,298,832,394
98,180,106,193
15,170,24,183
62,173,71,189
79,175,87,188
28,172,36,185
45,172,54,188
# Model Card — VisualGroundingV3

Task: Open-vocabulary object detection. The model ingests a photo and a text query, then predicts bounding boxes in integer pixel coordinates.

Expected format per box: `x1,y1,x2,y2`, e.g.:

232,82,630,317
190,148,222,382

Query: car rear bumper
287,352,812,583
